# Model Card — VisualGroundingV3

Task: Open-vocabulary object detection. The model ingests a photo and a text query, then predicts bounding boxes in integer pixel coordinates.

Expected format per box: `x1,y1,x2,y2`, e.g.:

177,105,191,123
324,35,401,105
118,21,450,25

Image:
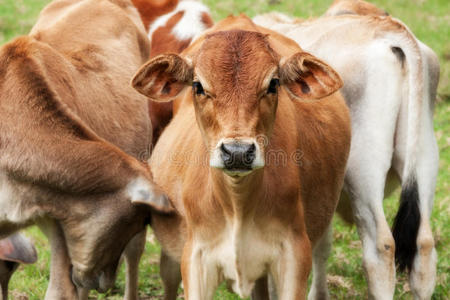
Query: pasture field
0,0,449,299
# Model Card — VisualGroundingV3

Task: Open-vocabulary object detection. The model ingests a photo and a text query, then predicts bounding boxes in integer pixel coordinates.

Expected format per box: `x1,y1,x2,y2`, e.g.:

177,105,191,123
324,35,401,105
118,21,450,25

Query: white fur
0,173,40,226
209,138,265,173
149,1,211,43
186,219,289,299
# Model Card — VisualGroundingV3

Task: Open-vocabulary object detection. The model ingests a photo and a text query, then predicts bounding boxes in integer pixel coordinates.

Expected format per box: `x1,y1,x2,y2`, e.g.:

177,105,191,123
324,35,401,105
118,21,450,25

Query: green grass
1,0,449,299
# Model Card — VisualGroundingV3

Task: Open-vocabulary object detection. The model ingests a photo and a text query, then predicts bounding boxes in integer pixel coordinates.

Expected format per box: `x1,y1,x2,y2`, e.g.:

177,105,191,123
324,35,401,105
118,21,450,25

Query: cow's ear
127,177,174,213
0,234,37,264
280,52,342,100
132,54,193,102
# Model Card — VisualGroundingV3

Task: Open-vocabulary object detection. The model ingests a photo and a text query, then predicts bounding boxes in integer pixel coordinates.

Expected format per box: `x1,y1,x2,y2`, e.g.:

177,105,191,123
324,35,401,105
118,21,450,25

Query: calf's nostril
244,144,256,163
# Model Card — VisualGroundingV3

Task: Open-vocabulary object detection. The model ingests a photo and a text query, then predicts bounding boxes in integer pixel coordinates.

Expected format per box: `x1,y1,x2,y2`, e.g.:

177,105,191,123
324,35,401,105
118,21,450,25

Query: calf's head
132,30,341,177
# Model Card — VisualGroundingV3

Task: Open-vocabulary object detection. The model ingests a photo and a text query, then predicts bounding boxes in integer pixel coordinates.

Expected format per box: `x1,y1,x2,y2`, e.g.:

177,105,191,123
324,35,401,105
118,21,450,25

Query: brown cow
0,0,171,298
133,15,351,299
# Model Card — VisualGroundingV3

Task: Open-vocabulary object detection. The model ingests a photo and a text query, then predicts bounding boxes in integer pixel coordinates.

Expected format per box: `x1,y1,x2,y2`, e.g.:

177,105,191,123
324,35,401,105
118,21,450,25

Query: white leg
308,225,332,300
342,59,401,298
344,132,397,300
270,237,311,300
345,173,395,300
181,241,219,300
123,229,146,300
410,112,438,300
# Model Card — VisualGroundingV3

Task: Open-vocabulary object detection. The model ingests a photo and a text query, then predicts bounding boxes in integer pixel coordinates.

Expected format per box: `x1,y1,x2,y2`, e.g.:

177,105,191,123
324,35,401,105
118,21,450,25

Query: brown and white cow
133,0,214,146
254,4,440,299
0,0,172,298
131,0,179,31
132,15,351,299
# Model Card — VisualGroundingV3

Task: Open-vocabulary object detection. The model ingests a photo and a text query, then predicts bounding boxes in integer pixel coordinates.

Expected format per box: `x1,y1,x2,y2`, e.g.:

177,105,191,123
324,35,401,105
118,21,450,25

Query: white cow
253,11,440,300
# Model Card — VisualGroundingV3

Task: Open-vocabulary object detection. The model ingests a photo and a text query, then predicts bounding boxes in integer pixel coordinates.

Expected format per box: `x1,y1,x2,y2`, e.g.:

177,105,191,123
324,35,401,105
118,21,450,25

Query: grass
1,0,449,299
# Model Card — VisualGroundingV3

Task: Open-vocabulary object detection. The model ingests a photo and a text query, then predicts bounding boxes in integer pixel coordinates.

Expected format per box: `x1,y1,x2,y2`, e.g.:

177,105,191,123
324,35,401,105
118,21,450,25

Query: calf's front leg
181,239,219,300
270,235,311,300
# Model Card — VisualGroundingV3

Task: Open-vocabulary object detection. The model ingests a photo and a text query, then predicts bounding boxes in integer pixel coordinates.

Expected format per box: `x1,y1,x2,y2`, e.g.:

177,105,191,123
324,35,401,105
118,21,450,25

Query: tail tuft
392,178,420,272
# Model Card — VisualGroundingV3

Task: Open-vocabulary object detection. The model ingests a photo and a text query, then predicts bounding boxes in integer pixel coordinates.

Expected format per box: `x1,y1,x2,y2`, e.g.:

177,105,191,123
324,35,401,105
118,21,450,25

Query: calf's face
132,30,342,177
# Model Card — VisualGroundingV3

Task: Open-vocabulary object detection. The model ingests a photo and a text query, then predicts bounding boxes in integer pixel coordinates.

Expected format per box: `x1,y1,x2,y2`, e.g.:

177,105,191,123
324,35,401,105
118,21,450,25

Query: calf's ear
127,177,174,213
280,52,343,100
0,233,37,264
132,54,193,102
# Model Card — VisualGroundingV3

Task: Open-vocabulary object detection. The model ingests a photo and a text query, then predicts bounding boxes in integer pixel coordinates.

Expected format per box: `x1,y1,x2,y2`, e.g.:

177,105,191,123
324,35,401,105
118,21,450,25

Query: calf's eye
193,81,205,96
267,78,280,94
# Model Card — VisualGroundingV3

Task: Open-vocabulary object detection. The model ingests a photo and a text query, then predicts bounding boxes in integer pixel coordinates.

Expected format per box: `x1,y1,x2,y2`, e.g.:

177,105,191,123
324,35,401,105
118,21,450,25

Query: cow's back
28,0,152,158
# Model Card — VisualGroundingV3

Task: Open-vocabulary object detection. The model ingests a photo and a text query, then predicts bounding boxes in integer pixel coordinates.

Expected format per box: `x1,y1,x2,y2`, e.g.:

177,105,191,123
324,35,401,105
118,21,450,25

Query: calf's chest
193,220,284,298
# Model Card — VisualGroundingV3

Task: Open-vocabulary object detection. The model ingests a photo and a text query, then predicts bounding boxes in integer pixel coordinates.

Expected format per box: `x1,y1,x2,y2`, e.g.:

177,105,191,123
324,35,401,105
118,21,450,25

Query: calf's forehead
194,30,279,93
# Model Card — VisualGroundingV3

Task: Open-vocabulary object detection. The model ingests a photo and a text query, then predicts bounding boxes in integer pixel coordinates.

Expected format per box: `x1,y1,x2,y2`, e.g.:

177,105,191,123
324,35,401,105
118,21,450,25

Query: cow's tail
382,18,425,273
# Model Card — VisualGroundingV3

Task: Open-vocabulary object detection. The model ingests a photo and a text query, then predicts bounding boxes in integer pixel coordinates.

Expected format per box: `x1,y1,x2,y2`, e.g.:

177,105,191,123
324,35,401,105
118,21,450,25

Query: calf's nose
220,142,256,170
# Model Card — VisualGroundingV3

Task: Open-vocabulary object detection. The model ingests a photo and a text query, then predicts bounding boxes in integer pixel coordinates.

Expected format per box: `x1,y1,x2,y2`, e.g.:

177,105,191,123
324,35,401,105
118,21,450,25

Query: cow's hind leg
160,250,181,300
308,224,332,300
345,137,398,299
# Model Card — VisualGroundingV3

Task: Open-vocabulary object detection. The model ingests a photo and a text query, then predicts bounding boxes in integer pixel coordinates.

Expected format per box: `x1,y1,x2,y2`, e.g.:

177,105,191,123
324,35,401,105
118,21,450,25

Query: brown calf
133,15,351,299
0,0,171,298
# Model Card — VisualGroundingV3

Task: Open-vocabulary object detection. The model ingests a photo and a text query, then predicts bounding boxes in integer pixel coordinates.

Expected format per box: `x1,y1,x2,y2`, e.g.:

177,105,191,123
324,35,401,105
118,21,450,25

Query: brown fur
0,0,169,297
131,0,179,30
134,15,351,298
150,12,192,57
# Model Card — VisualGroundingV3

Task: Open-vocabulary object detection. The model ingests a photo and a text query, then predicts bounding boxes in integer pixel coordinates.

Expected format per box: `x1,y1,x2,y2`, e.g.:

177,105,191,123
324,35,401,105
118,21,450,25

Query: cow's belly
197,221,282,298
